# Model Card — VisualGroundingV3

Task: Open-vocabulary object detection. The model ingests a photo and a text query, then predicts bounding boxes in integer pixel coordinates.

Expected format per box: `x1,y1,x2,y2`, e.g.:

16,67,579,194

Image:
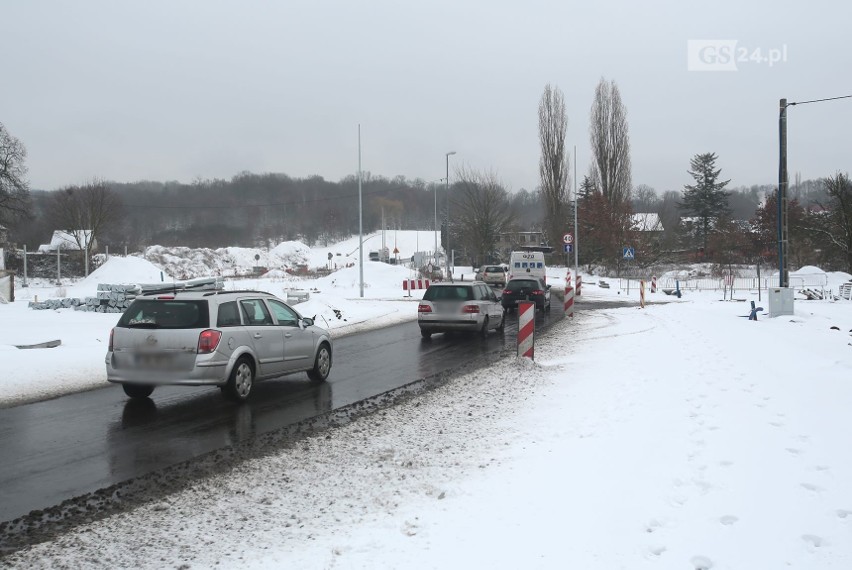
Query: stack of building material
28,277,225,312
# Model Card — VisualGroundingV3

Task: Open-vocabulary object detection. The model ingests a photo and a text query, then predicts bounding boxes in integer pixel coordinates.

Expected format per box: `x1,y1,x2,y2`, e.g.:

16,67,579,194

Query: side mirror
302,317,314,327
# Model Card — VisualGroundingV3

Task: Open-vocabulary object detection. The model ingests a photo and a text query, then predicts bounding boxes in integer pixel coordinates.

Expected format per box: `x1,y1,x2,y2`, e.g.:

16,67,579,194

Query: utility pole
358,125,364,298
574,145,579,277
778,98,789,288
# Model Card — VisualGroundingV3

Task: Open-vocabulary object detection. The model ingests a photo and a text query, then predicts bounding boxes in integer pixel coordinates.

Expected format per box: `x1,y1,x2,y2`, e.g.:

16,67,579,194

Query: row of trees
3,96,851,274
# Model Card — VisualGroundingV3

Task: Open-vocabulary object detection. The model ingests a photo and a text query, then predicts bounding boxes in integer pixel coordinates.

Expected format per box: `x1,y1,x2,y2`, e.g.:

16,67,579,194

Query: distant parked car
481,265,509,287
418,281,505,338
501,277,551,313
106,290,333,402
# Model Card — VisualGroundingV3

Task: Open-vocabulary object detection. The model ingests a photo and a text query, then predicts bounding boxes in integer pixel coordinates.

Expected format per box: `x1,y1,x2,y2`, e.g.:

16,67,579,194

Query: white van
508,251,546,285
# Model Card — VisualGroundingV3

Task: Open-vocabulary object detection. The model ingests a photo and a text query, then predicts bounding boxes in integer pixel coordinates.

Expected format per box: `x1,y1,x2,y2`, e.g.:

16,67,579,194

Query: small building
495,230,548,261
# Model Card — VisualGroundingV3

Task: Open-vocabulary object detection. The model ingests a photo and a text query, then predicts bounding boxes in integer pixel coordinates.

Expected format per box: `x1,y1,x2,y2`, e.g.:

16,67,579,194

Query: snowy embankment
0,252,432,407
4,288,852,569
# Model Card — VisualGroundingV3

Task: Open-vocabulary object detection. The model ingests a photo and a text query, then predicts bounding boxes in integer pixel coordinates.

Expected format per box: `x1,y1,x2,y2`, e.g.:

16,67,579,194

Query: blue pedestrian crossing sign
623,247,635,259
563,244,573,253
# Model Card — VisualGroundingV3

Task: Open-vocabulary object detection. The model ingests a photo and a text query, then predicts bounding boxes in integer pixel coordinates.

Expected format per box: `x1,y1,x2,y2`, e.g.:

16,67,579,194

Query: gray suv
106,290,333,402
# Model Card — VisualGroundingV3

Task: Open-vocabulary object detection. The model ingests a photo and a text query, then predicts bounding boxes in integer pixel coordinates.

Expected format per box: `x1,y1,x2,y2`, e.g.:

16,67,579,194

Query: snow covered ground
2,238,852,568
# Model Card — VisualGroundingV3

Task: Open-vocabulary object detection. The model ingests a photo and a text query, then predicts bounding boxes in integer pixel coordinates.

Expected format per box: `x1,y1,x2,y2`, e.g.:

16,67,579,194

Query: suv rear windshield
506,280,541,291
423,285,474,301
117,300,210,329
484,266,503,272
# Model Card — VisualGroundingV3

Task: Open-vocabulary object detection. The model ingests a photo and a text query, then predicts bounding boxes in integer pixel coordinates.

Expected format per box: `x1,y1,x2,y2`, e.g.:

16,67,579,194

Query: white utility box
767,287,795,317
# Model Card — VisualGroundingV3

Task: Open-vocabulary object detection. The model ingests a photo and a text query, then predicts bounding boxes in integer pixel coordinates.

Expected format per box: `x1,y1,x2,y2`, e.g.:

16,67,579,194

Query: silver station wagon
417,281,505,339
106,290,333,402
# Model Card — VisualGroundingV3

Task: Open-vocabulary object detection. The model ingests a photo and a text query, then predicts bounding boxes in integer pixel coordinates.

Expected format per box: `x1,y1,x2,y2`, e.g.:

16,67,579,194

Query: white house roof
38,230,94,252
631,213,664,232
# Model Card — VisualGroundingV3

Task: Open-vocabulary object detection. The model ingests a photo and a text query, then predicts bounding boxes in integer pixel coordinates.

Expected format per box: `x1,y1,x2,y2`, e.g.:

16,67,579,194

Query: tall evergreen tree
680,152,731,252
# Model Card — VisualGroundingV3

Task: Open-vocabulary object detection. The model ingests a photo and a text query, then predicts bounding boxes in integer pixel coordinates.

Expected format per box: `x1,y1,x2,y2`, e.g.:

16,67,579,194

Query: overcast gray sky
3,0,851,194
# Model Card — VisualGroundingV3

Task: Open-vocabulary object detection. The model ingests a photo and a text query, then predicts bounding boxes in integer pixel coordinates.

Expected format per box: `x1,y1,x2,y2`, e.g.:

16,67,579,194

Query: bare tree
46,180,123,274
538,84,571,250
0,122,32,226
589,78,632,206
632,184,659,212
452,166,516,266
802,172,852,272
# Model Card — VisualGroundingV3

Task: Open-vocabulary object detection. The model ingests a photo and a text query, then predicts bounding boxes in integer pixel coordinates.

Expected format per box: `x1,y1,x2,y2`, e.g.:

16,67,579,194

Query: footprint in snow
801,482,824,495
719,515,739,526
802,534,823,549
690,555,714,569
837,509,852,520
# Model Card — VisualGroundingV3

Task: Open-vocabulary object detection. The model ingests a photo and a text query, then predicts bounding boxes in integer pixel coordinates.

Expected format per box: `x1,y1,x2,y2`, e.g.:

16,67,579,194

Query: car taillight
109,328,114,352
157,295,175,300
462,304,480,314
502,289,511,296
418,304,432,313
197,329,222,354
532,290,544,296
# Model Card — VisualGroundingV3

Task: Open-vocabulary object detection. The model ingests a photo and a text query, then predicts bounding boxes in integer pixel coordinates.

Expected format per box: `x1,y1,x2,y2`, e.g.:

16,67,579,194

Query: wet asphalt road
0,295,583,524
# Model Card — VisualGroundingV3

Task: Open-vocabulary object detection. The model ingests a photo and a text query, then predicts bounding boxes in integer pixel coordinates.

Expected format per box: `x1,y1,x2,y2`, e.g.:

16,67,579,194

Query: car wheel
420,330,432,339
497,311,506,332
122,383,154,399
307,342,332,382
480,316,489,338
223,357,254,402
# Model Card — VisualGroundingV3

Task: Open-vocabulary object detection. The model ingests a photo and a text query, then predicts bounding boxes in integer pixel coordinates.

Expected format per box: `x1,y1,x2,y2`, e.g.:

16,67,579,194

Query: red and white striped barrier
403,279,430,291
576,275,582,296
565,269,572,288
564,285,574,318
640,280,646,309
517,301,535,359
651,275,657,293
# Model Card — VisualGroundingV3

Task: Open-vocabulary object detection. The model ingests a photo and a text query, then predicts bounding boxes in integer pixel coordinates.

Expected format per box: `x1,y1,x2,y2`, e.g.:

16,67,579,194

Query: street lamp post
445,151,456,280
777,94,852,288
434,181,439,268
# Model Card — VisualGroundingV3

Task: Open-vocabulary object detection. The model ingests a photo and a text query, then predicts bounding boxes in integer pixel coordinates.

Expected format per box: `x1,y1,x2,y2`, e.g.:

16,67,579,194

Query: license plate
134,353,175,369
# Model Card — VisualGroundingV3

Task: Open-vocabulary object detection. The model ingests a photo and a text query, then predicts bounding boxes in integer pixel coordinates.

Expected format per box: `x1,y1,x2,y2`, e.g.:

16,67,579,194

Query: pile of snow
135,231,442,281
138,243,312,279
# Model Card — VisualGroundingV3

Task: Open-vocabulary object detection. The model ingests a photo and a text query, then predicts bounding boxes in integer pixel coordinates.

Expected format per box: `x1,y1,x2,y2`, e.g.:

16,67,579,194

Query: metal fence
618,274,829,294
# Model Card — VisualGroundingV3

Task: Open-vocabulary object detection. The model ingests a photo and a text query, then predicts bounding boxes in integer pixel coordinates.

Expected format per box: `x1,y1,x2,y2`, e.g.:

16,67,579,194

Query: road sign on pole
563,244,573,253
623,247,635,260
563,233,574,245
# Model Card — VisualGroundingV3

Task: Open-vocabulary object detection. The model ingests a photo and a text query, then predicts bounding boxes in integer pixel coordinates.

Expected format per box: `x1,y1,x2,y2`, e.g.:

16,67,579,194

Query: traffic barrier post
564,285,574,318
402,279,430,297
651,275,657,293
517,301,535,359
640,280,646,308
576,275,582,296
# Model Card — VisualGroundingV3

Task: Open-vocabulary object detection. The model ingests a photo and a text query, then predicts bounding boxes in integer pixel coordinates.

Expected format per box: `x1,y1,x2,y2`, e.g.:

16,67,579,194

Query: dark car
501,277,551,313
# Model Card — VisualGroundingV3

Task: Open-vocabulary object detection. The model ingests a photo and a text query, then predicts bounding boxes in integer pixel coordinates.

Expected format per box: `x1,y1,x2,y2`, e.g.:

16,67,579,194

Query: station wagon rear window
423,286,474,301
117,300,210,329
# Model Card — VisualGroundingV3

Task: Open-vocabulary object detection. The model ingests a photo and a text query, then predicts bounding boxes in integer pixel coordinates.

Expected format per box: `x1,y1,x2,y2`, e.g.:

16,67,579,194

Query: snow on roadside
6,296,852,569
